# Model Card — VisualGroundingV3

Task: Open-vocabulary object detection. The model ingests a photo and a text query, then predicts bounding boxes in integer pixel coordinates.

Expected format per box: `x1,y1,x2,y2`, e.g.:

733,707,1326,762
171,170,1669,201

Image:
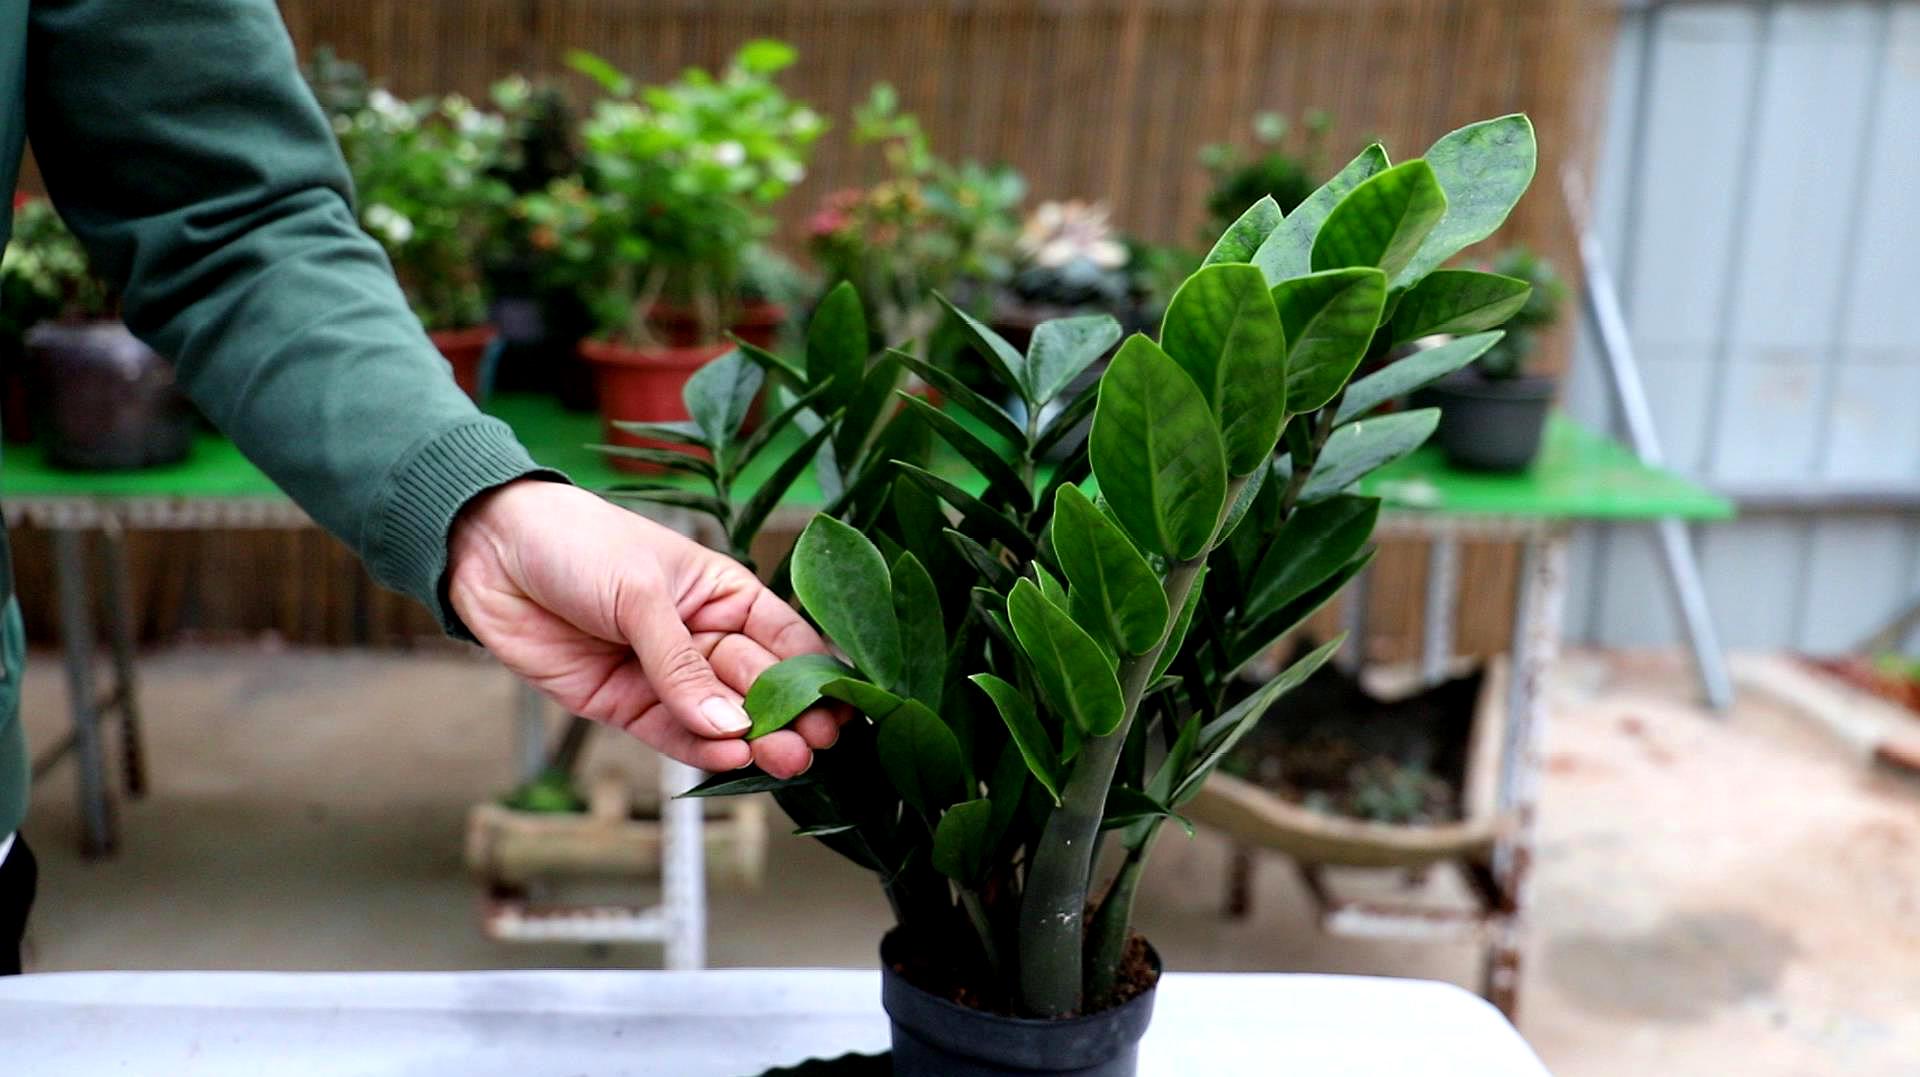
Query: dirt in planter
1221,642,1484,825
889,932,1159,1018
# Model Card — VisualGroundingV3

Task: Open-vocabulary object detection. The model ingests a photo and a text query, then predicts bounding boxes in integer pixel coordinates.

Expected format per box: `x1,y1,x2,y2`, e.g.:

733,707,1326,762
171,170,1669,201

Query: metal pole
660,758,707,970
512,681,548,784
52,528,113,857
1338,562,1372,675
1566,170,1735,712
1420,538,1460,687
97,519,147,798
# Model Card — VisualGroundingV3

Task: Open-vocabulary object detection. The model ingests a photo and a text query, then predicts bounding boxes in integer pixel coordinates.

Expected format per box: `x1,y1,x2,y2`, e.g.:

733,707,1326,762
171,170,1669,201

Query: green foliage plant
569,42,824,345
1470,246,1568,379
1,199,113,342
621,115,1538,1020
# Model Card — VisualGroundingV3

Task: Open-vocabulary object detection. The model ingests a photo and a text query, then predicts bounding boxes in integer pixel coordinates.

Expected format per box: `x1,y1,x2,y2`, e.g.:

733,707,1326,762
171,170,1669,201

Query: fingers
704,634,842,752
742,587,829,660
621,584,751,740
624,704,753,772
750,729,814,779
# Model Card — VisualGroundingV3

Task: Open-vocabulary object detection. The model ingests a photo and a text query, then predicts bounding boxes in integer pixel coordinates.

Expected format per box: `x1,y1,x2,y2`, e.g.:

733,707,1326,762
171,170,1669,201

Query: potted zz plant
1,199,196,469
1417,246,1569,471
568,42,824,464
614,115,1537,1075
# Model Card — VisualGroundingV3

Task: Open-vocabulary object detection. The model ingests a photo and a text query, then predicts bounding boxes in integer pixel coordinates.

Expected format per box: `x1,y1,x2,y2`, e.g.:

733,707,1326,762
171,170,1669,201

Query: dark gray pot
880,930,1159,1077
27,321,195,471
1416,372,1556,472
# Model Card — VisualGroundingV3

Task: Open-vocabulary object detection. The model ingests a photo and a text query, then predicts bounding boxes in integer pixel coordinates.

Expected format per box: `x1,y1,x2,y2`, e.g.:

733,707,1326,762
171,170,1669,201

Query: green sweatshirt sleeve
23,0,558,634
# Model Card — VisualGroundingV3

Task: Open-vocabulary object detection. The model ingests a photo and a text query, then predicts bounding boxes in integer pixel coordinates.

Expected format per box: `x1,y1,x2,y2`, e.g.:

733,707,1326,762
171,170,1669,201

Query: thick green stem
1015,467,1249,1015
1084,832,1156,1005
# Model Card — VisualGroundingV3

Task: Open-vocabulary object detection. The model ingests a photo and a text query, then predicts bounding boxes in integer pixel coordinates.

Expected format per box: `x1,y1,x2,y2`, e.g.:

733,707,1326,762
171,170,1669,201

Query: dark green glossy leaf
820,677,906,720
743,653,858,739
1272,268,1389,414
1226,551,1372,677
793,823,857,838
1051,484,1167,655
1311,159,1447,281
681,767,812,798
1216,453,1271,544
836,354,904,468
896,463,1034,557
985,739,1032,850
944,528,1015,592
808,281,868,405
1100,786,1189,836
878,701,968,815
1335,332,1502,424
790,515,903,688
1244,495,1381,622
1149,565,1208,683
936,292,1025,397
1089,334,1228,559
728,333,805,381
1033,562,1070,611
737,380,833,470
1026,315,1122,407
932,798,994,883
591,443,717,479
887,349,1025,446
1031,382,1099,461
1205,195,1282,266
683,348,763,448
1007,578,1124,737
1398,114,1538,287
1301,408,1439,502
891,552,946,709
1160,264,1290,474
1174,635,1345,806
970,673,1063,804
608,419,705,446
730,421,836,551
1389,271,1531,344
898,394,1032,511
1253,144,1389,283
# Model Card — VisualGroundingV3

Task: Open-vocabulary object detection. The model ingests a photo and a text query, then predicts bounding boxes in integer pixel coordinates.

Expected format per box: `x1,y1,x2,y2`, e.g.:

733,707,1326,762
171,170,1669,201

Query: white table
0,969,1548,1075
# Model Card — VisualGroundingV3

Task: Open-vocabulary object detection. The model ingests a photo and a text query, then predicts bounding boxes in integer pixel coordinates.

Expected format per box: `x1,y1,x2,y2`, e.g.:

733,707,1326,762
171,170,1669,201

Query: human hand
446,479,841,778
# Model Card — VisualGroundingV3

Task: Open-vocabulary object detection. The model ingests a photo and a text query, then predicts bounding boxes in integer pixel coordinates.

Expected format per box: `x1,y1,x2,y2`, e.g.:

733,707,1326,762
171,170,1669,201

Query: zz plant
612,114,1537,1019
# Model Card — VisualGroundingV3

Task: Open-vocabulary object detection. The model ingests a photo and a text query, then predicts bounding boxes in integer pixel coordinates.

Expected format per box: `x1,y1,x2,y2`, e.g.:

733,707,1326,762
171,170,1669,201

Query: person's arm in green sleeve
21,0,840,779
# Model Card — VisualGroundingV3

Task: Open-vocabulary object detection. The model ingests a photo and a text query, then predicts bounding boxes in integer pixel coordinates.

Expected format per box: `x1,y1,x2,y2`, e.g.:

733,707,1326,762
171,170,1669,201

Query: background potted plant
1200,109,1333,233
1416,246,1568,471
319,59,513,402
568,42,823,462
1,199,197,469
612,115,1537,1074
806,84,1024,369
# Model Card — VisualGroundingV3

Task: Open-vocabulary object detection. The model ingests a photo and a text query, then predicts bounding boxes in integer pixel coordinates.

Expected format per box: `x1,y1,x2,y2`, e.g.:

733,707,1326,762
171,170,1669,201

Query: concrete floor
15,646,1920,1075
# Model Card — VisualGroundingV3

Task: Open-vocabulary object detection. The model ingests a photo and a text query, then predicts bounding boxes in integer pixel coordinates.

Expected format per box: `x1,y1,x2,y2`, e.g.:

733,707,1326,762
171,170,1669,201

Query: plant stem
1015,547,1215,1016
960,887,1004,980
1083,834,1155,1005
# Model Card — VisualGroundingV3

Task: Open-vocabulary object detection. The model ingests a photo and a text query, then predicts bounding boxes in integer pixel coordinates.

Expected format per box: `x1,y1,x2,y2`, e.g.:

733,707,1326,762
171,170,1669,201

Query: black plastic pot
486,290,597,410
880,931,1160,1077
1415,371,1556,472
27,320,195,470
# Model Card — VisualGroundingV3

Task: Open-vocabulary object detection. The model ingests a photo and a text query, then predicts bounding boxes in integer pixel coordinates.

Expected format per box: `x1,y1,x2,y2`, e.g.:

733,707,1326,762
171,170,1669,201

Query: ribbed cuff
367,417,567,640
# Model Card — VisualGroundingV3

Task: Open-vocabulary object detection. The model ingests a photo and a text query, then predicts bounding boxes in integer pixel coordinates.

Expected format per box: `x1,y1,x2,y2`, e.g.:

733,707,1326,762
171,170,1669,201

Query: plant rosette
569,41,824,348
614,115,1538,1075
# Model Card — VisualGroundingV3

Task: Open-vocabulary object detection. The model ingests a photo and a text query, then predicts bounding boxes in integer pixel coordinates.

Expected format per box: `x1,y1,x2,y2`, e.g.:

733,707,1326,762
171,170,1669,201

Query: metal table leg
51,528,114,857
659,757,707,970
97,521,147,798
1483,532,1569,1019
512,681,549,783
1420,538,1460,687
1338,561,1373,674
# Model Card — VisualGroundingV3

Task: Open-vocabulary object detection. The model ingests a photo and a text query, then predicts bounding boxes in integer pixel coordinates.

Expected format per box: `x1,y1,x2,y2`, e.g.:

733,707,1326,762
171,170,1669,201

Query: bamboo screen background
11,0,1619,659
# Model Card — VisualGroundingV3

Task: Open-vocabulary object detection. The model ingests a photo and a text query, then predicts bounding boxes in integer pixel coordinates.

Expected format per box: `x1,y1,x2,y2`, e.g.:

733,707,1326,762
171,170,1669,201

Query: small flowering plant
806,84,1024,348
1006,200,1133,310
568,41,824,344
1,199,112,342
331,86,513,330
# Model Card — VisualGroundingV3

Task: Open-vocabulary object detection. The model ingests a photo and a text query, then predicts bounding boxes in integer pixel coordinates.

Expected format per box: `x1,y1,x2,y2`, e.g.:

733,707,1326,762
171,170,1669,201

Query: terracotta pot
430,326,496,403
731,300,786,350
579,338,731,473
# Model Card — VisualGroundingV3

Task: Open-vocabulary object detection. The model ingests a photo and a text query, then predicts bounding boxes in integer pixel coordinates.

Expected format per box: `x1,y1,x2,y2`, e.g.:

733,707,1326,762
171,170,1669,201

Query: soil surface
890,933,1159,1018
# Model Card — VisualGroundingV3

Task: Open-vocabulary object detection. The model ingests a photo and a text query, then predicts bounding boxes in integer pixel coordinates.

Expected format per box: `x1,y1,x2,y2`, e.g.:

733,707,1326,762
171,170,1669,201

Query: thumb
621,584,753,740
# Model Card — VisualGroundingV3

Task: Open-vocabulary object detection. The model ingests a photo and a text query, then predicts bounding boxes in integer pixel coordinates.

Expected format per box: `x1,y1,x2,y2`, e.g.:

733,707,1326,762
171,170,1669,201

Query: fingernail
795,755,813,776
700,697,751,735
